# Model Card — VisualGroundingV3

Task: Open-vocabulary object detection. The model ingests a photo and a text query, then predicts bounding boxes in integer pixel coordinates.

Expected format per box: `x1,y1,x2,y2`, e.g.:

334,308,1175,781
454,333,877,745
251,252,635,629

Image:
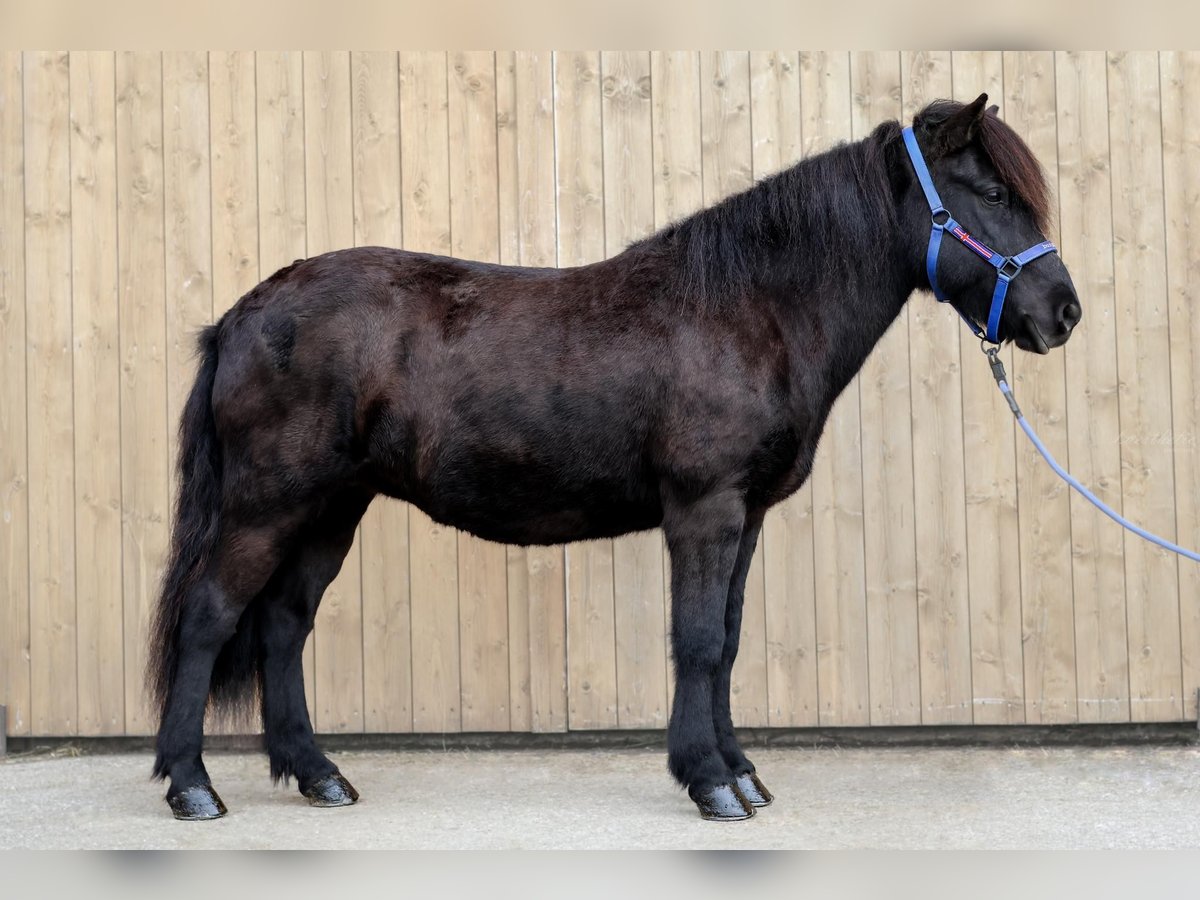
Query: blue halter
902,126,1057,345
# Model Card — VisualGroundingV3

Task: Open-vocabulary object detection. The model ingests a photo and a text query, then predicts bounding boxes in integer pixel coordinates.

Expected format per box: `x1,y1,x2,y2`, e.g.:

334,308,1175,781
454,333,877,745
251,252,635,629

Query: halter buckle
997,257,1022,281
931,207,951,228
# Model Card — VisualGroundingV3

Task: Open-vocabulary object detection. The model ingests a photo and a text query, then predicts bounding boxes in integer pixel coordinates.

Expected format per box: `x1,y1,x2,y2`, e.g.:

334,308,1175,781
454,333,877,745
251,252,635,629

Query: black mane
628,98,1051,311
629,120,903,310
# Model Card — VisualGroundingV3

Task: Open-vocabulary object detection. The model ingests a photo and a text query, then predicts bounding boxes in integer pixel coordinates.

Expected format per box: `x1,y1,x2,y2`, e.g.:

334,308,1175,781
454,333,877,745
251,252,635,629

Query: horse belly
416,455,664,546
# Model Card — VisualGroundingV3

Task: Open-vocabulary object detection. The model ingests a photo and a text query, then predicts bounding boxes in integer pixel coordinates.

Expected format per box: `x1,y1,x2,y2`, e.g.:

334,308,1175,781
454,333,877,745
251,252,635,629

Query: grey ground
1,744,1197,849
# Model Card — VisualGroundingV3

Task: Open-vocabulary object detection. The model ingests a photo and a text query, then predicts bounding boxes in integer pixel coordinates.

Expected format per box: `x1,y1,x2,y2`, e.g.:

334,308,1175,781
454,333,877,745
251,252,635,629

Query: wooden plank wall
3,50,1198,738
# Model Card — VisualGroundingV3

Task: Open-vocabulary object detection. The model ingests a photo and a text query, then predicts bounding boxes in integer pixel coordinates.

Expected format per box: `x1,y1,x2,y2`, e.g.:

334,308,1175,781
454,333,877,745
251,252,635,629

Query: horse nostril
1059,301,1082,330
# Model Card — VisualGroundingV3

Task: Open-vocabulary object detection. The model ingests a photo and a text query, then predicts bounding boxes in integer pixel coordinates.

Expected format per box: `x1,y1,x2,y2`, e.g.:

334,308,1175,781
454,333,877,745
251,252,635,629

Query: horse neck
750,150,918,407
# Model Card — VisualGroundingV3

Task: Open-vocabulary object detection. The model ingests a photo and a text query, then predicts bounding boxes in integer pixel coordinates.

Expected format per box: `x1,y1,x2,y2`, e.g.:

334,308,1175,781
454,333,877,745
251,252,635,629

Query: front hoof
303,773,360,808
168,784,228,821
690,782,755,822
735,772,773,807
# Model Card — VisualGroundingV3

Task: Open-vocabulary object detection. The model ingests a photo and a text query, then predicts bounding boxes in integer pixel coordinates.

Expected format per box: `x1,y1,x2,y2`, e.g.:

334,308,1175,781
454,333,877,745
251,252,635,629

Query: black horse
149,93,1080,821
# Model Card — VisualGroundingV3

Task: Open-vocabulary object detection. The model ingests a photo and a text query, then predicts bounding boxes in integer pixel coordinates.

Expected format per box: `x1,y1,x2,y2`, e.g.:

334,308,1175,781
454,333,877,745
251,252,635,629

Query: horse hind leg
154,518,297,820
258,489,373,807
711,509,773,808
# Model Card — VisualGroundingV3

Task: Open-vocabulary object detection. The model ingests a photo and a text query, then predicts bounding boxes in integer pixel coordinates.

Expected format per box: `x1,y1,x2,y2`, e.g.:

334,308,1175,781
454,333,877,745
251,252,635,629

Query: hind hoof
168,784,227,821
303,773,360,808
735,772,773,807
690,782,755,822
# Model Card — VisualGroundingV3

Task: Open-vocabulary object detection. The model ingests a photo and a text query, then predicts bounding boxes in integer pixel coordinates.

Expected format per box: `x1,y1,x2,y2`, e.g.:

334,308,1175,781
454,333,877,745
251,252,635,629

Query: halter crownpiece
902,125,1058,345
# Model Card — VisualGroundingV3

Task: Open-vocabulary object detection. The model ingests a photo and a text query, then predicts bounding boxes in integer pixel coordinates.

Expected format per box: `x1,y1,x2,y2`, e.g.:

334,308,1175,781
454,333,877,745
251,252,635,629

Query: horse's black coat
148,95,1081,819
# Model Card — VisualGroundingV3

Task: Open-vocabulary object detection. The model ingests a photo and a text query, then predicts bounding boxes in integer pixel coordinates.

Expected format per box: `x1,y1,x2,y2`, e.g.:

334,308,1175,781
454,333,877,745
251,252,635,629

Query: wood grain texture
208,51,258,317
1055,51,1128,723
116,51,168,736
749,51,819,728
556,50,618,730
951,51,1026,725
852,51,921,727
700,51,769,728
1107,51,1182,722
72,51,124,735
400,51,462,734
802,51,870,727
0,51,30,736
1004,51,1078,725
306,50,365,735
343,51,412,734
25,51,77,735
901,50,973,726
1161,51,1200,722
602,50,669,730
650,50,704,710
253,51,310,735
496,51,567,733
448,51,512,732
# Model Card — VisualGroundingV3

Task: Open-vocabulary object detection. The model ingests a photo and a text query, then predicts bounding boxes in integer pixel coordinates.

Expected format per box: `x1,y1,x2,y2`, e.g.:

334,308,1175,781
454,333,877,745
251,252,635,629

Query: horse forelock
916,99,1052,234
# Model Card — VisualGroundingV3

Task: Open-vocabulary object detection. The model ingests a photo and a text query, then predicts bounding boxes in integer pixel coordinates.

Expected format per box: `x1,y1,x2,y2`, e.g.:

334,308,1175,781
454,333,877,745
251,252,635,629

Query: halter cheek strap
902,126,1057,344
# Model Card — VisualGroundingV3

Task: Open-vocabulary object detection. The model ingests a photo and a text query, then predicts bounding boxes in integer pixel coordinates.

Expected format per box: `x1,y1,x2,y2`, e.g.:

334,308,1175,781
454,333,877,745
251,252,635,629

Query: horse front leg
664,488,755,821
711,508,774,808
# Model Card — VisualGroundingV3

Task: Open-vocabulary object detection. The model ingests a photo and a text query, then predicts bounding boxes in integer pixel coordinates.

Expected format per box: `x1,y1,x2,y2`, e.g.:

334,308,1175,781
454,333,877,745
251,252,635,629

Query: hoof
735,772,773,807
690,782,755,822
303,772,360,808
168,784,227,821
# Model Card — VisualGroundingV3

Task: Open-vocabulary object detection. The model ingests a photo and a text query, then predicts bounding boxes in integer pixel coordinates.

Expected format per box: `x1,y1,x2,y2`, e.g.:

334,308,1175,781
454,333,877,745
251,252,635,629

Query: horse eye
984,188,1005,205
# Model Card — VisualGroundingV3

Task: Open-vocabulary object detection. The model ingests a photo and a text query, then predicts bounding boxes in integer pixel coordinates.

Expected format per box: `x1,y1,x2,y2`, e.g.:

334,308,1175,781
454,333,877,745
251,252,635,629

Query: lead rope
983,343,1200,563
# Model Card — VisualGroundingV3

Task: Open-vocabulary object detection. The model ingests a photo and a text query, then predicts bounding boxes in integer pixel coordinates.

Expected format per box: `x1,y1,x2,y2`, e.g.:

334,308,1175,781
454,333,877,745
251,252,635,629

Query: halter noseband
902,126,1057,345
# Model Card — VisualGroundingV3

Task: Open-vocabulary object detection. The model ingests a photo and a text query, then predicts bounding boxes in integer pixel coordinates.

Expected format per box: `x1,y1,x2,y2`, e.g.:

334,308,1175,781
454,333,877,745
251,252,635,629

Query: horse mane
914,99,1052,233
630,120,903,310
625,98,1051,311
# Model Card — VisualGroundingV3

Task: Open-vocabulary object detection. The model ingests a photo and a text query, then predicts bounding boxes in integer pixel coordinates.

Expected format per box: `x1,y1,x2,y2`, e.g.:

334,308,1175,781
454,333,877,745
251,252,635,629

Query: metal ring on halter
931,207,951,228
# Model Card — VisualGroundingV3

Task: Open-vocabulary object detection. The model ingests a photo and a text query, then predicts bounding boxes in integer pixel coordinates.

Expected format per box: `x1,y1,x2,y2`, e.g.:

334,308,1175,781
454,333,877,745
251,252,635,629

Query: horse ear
986,103,1000,116
939,92,988,152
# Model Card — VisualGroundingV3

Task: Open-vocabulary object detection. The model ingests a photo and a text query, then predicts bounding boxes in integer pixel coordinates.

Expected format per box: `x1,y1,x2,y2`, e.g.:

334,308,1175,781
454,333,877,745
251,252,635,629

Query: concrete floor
1,744,1197,849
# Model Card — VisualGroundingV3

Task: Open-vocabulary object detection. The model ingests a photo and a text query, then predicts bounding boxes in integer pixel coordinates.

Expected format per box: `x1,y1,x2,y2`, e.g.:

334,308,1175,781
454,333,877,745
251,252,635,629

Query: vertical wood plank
399,51,462,733
0,51,30,736
254,51,309,733
1055,50,1129,723
116,51,167,735
749,51,819,727
71,51,123,735
951,51,1026,724
344,50,412,734
1108,50,1183,722
25,51,77,735
650,50,705,710
902,51,973,726
556,50,618,729
1004,51,1078,725
208,51,259,319
699,50,768,727
601,50,669,729
497,50,567,732
801,51,870,726
447,51,510,732
305,50,366,734
1161,51,1200,721
206,51,271,725
852,51,921,727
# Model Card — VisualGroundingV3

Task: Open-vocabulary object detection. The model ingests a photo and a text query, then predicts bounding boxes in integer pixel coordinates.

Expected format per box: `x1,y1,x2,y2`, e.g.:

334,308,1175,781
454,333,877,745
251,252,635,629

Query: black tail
148,323,262,763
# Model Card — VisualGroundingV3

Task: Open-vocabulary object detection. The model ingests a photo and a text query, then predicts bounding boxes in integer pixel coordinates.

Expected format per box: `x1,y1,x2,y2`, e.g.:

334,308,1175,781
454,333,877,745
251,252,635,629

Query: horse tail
148,323,229,756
